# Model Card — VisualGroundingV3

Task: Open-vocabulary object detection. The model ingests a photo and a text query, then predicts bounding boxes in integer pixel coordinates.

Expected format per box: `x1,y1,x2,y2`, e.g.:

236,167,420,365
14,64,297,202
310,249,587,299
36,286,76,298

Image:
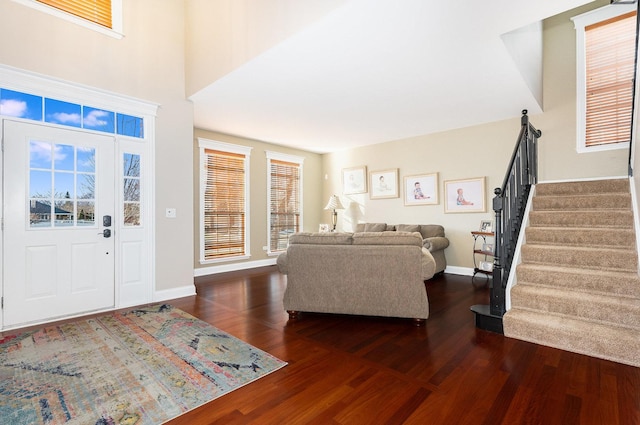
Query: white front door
3,120,115,327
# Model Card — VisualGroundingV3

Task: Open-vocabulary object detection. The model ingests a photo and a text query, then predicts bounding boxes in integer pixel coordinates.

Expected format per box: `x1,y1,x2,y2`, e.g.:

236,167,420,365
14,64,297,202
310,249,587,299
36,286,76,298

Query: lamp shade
324,195,344,210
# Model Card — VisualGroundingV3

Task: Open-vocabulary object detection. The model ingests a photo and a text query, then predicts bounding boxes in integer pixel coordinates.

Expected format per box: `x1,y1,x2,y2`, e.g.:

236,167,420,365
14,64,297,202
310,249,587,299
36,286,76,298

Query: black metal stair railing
471,109,542,333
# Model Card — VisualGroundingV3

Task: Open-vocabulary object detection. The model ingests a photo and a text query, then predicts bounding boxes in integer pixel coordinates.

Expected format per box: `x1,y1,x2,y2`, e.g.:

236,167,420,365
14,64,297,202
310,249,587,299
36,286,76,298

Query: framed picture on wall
480,219,493,233
370,169,399,199
403,173,438,206
443,177,486,213
342,166,367,195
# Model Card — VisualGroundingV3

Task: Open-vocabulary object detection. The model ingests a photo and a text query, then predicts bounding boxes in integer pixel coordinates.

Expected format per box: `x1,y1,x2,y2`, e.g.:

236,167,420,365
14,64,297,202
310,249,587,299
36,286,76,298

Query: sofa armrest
421,248,437,279
423,236,449,252
276,252,288,274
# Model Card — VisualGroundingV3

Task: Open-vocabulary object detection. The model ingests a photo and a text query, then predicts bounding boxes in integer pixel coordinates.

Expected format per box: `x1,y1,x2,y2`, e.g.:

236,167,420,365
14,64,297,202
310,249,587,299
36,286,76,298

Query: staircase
503,178,640,367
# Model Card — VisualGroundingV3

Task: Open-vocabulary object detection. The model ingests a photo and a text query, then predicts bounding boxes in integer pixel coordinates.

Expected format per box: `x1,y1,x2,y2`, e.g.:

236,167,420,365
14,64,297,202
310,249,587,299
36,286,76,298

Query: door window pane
30,170,51,198
77,147,95,172
54,199,74,227
123,153,141,226
54,172,74,198
77,173,95,199
77,201,95,226
30,200,52,228
124,203,140,226
29,140,52,169
54,144,75,171
29,141,97,229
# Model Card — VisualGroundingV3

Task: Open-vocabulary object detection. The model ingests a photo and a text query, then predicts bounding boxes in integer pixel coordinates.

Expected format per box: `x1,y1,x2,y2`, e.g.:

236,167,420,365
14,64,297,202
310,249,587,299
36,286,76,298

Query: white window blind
37,0,112,29
203,149,246,259
584,10,637,148
268,154,302,253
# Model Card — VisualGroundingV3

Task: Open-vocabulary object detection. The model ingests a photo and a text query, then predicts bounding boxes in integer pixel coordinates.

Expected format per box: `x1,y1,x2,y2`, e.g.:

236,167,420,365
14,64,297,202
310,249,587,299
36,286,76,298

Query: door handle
99,229,112,238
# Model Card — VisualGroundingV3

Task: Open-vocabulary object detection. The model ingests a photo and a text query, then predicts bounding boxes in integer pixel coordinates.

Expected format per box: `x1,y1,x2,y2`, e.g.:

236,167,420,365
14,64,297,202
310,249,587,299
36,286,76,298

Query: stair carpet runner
503,178,640,367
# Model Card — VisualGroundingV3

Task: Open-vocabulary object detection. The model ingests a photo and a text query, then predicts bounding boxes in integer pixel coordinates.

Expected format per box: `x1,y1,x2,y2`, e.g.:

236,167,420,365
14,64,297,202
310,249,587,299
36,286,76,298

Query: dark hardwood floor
165,267,640,425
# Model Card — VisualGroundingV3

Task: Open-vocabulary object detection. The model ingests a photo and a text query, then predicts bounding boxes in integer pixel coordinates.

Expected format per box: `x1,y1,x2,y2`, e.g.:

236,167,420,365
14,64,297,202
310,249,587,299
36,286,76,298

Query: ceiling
189,0,594,154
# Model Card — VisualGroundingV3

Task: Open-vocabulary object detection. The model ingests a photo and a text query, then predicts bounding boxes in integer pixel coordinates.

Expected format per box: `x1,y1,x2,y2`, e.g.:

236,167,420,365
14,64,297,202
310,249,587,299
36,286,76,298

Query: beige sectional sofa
354,223,449,274
277,231,436,324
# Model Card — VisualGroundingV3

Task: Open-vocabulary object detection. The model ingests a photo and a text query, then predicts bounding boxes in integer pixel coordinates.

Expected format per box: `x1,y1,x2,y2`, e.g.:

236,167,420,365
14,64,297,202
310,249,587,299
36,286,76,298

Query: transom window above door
0,88,144,138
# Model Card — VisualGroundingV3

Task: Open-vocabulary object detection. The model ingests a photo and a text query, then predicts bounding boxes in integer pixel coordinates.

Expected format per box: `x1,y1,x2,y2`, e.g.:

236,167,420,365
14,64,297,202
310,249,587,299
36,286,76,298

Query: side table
471,231,494,284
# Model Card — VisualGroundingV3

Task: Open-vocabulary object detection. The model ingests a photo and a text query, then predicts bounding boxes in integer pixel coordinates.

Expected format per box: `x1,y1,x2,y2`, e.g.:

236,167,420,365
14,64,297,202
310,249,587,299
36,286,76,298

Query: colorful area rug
0,304,287,424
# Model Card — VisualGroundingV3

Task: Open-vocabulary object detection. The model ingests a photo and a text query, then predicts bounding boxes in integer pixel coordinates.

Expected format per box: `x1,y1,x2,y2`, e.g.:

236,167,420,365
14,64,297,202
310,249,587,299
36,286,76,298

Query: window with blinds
584,10,636,148
203,149,247,260
37,0,112,28
268,155,302,253
573,5,637,152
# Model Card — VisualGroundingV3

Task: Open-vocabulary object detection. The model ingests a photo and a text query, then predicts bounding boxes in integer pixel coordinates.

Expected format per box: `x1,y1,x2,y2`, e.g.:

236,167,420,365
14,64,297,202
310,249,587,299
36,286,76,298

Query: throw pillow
396,224,420,233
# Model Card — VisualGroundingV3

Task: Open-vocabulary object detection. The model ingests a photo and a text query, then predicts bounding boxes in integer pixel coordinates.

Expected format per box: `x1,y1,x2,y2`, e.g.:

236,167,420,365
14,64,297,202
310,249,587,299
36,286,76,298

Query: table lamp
324,195,345,231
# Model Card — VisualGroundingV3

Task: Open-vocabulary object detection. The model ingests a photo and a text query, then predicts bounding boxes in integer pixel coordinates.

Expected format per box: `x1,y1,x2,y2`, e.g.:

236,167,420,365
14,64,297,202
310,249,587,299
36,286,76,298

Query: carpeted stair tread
510,284,640,329
534,179,629,196
528,210,633,228
505,178,639,367
503,308,640,367
532,193,631,210
521,244,637,272
525,226,635,248
516,263,640,298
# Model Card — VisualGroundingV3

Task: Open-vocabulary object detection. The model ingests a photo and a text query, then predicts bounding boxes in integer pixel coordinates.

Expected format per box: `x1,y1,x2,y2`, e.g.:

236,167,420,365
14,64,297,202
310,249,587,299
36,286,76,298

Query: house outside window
573,4,637,153
266,151,303,254
199,138,252,263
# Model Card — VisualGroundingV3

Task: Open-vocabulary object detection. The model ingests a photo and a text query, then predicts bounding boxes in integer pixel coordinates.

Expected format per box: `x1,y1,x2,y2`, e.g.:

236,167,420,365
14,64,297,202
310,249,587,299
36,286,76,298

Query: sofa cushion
288,232,353,245
352,231,422,246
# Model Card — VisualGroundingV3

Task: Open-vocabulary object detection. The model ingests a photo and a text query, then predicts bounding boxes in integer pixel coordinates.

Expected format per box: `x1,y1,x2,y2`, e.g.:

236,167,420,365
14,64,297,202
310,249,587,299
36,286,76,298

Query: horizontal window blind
37,0,112,29
269,159,300,252
204,149,246,259
585,11,636,147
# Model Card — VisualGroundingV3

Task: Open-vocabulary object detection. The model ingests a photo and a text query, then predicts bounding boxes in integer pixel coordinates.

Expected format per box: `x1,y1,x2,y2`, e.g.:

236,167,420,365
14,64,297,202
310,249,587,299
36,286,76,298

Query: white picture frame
370,169,399,199
404,173,438,206
444,177,486,213
342,166,367,195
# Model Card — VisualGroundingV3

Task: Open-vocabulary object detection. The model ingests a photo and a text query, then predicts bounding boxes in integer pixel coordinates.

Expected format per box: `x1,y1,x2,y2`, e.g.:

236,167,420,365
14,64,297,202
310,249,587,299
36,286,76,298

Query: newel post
491,188,505,317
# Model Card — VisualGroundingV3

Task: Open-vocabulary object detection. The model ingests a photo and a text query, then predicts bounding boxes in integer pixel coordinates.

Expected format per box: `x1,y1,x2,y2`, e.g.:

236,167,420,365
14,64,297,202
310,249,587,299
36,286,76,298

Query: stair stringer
504,183,536,311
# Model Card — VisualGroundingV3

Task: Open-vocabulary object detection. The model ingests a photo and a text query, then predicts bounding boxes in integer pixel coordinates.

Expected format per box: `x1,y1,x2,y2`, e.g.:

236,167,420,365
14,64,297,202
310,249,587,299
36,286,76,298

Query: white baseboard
445,266,474,276
153,285,197,302
194,258,278,277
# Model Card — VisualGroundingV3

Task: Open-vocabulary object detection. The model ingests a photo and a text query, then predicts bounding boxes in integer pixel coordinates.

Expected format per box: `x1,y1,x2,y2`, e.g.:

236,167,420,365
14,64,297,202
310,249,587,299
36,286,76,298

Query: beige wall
0,0,194,292
321,0,630,271
192,129,323,271
1,0,632,279
323,119,516,270
536,0,628,181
